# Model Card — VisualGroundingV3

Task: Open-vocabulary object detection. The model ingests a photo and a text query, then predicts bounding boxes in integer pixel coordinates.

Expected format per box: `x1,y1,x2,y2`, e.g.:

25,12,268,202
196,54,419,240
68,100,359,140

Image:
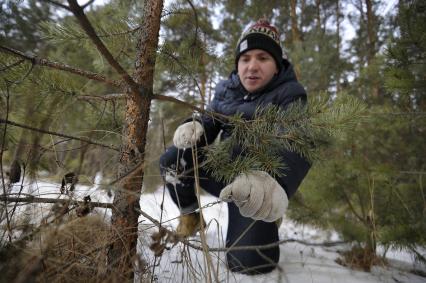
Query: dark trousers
159,146,279,275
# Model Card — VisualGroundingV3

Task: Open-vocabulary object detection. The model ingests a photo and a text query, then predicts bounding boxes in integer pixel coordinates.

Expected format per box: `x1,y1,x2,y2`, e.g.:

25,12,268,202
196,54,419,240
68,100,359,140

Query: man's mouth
247,76,260,81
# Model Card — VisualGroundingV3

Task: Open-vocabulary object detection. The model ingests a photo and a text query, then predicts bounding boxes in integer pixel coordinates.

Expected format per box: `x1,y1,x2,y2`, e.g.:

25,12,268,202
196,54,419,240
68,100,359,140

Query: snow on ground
139,188,426,283
4,178,426,283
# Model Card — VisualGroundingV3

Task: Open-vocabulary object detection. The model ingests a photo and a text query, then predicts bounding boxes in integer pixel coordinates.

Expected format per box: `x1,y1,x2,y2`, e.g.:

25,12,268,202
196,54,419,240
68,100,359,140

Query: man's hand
219,170,288,222
173,121,204,149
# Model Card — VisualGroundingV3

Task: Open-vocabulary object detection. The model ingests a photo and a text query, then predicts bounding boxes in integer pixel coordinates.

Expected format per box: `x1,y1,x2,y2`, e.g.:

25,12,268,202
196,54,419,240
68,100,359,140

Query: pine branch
0,59,25,72
185,0,199,49
77,93,127,101
160,49,203,96
152,93,205,114
0,45,121,88
73,92,229,123
81,0,95,9
42,0,71,11
66,0,139,94
40,20,139,47
0,118,119,152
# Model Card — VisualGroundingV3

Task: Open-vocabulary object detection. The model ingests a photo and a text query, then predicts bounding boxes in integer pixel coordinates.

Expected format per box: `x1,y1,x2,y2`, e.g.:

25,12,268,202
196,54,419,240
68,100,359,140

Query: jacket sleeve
182,82,225,146
275,82,311,198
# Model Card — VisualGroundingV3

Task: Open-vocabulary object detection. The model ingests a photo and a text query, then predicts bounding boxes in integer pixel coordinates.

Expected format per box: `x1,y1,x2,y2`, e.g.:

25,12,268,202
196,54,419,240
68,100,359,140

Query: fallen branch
136,206,348,252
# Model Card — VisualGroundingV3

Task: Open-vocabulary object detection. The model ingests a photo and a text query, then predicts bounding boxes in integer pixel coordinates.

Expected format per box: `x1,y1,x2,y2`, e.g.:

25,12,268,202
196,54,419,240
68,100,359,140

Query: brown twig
0,58,25,72
77,93,127,101
0,45,121,88
0,195,114,209
137,203,347,253
152,93,206,116
186,238,348,252
0,83,12,243
0,118,119,152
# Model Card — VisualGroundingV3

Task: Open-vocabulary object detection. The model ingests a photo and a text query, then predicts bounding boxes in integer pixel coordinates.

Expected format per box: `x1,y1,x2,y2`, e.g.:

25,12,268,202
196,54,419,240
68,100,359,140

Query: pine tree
384,0,426,109
289,0,426,269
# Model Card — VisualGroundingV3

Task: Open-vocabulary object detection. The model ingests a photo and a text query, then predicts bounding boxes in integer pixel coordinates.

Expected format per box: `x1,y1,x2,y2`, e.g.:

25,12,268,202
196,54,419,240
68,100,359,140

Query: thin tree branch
161,9,192,19
0,118,119,152
152,93,205,114
0,45,121,88
188,236,347,252
185,0,199,49
81,0,96,9
0,59,25,72
140,205,348,252
66,0,140,93
152,93,230,123
341,187,365,223
77,93,127,101
78,92,228,122
42,0,71,11
0,195,114,209
160,49,203,96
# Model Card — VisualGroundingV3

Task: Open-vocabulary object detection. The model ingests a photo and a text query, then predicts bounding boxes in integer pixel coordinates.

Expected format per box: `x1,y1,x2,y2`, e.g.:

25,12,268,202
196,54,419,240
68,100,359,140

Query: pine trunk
365,0,379,98
108,0,163,278
290,0,302,80
336,0,341,92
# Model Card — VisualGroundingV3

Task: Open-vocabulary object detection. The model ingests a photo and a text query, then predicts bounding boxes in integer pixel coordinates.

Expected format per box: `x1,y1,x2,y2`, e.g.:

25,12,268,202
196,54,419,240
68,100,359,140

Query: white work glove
219,170,288,222
173,121,204,149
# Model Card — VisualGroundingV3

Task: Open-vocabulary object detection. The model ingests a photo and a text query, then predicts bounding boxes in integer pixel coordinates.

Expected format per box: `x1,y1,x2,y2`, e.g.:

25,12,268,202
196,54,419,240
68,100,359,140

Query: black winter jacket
191,60,311,198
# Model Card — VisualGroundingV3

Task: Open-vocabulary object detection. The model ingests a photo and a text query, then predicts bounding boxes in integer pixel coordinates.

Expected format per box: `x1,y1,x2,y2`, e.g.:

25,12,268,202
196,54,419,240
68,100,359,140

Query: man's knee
225,203,280,274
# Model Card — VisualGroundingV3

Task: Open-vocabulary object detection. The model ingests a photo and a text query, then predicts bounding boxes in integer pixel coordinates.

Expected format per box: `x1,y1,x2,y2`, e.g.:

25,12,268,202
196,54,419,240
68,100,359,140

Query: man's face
237,49,278,93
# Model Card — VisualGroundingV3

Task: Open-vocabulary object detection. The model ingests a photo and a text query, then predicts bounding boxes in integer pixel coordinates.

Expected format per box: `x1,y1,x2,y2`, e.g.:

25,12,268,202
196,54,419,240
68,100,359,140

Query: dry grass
0,214,146,283
335,245,387,272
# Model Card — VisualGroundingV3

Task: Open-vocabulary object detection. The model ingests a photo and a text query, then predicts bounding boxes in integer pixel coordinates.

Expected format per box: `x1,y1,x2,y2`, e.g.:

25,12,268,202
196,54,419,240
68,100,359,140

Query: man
160,19,311,275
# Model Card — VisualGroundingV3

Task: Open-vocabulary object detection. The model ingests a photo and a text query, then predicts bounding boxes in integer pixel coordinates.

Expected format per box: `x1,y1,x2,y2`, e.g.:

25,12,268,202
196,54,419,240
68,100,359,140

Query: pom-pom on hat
235,19,283,70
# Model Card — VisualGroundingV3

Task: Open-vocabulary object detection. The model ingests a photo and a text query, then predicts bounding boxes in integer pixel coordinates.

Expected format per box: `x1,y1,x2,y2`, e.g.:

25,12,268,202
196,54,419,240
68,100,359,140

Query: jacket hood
227,59,297,95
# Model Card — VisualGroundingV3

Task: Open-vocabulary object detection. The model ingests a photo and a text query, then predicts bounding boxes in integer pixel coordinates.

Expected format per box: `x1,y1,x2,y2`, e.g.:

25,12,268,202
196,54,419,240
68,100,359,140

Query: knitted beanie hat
235,19,283,70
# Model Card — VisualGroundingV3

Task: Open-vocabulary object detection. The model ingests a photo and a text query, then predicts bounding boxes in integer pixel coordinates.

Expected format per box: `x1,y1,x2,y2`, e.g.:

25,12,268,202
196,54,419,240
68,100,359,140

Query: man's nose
247,59,259,71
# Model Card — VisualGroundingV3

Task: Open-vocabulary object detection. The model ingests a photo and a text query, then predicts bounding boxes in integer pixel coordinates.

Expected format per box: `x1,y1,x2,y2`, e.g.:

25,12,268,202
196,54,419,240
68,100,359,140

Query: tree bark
365,0,376,65
108,0,164,278
336,0,341,92
290,0,302,80
365,0,379,98
315,0,322,31
290,0,301,43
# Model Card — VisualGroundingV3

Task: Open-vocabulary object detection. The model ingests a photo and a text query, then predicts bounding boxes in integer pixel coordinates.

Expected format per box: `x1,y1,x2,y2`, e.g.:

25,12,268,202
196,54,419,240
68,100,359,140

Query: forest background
0,0,425,281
